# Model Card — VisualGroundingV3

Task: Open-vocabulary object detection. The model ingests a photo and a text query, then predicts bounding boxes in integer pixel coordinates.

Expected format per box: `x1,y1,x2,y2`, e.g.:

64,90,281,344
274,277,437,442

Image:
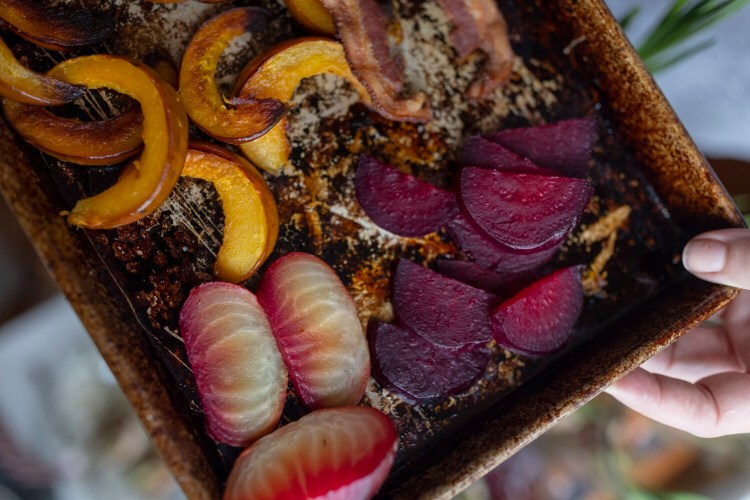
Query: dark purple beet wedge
490,266,584,356
368,321,491,404
435,259,535,296
459,167,593,253
461,136,549,174
355,155,458,237
447,214,562,272
484,117,596,178
393,259,494,348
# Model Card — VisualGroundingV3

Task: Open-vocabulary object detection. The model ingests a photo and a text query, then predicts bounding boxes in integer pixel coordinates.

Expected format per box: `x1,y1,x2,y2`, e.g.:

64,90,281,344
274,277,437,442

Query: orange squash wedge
0,36,83,106
0,0,114,51
178,7,287,144
283,0,336,35
183,142,278,283
49,55,188,229
3,99,143,166
234,38,370,174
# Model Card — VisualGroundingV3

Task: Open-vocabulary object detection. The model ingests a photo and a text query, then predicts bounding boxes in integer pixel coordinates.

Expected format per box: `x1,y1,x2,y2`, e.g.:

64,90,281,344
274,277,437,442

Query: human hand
605,228,750,437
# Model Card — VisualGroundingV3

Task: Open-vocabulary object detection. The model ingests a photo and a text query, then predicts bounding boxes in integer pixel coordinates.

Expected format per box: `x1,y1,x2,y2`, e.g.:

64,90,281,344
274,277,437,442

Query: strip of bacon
319,0,431,122
437,0,514,99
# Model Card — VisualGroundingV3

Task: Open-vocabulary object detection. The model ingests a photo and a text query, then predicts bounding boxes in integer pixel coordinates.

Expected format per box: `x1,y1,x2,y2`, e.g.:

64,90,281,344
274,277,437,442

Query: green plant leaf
626,0,750,72
619,6,641,31
646,39,715,72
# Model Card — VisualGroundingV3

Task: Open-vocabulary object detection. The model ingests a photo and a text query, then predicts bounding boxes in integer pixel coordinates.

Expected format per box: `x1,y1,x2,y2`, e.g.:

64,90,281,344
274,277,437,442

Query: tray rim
0,0,743,498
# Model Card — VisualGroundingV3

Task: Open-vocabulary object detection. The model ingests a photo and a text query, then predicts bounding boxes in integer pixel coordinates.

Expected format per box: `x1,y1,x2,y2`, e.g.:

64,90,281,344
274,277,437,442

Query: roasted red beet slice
393,258,494,347
484,117,596,178
368,322,490,403
355,156,457,237
460,167,593,253
435,259,535,295
490,266,584,355
447,214,561,271
462,136,550,174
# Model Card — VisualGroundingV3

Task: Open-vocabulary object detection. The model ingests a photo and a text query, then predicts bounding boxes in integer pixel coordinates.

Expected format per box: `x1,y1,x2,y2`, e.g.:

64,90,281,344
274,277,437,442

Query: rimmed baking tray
0,0,743,498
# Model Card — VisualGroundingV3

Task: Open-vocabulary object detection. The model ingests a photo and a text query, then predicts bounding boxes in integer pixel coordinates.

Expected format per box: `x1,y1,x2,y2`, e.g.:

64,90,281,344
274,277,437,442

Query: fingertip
682,230,750,289
604,368,650,401
683,238,728,274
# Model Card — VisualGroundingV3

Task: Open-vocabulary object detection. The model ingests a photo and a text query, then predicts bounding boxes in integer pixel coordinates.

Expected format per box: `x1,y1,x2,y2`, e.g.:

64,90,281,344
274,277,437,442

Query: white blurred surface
607,0,750,161
0,296,183,500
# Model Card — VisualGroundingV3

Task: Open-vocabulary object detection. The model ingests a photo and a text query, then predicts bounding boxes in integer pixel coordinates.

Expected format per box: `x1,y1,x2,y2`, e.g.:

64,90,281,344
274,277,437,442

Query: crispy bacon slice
319,0,431,122
436,0,514,99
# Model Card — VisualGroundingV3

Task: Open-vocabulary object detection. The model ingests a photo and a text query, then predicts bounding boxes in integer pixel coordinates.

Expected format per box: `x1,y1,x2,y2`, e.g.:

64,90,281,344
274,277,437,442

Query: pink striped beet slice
368,321,490,404
257,252,370,409
484,117,596,178
393,258,494,348
491,266,584,356
180,282,288,447
355,155,458,237
459,167,593,253
224,407,398,500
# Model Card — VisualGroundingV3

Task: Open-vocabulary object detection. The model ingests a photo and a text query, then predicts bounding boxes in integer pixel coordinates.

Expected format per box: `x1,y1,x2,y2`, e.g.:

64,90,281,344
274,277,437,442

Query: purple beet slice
393,258,494,348
490,266,584,356
368,321,490,404
355,155,458,237
485,117,596,178
462,136,551,174
447,214,562,271
435,259,535,296
459,167,593,253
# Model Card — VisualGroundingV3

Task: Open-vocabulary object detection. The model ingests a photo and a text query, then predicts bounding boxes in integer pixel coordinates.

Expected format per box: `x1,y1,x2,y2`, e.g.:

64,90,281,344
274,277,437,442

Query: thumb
683,228,750,289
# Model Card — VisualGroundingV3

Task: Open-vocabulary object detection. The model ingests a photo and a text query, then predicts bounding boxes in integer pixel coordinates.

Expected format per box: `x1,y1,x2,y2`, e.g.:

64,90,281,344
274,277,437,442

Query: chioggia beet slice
490,266,585,355
461,135,550,174
435,259,535,296
447,214,562,272
393,259,495,348
224,407,398,500
179,282,288,447
355,155,458,237
484,117,596,178
369,322,491,404
257,252,370,409
460,167,593,253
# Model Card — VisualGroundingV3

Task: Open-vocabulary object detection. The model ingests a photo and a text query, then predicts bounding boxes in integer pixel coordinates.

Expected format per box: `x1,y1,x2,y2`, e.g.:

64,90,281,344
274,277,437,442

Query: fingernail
683,238,728,274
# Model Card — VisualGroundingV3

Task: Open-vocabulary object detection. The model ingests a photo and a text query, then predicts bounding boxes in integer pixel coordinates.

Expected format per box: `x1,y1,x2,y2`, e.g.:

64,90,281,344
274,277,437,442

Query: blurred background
1,1,749,499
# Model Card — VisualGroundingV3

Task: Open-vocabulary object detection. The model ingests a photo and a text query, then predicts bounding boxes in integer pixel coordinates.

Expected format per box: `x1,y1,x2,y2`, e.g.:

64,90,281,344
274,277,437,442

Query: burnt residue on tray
2,0,684,486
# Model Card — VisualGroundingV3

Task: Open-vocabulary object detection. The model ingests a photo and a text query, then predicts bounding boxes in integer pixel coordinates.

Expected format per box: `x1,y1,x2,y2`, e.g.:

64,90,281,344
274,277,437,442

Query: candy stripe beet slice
257,252,370,409
490,266,584,356
180,282,288,447
435,259,535,295
369,322,491,404
355,155,458,237
484,117,596,178
224,407,398,500
460,167,593,253
393,258,494,347
461,136,552,174
447,214,561,272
